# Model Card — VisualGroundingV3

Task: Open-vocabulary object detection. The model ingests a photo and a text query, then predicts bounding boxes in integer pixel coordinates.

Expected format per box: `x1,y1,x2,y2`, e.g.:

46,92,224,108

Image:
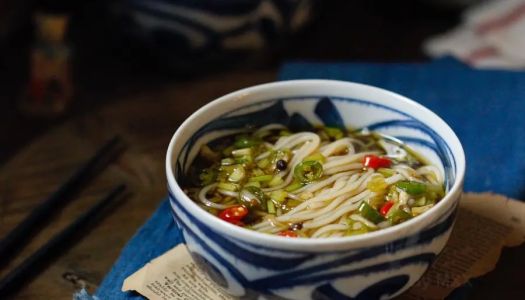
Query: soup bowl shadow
166,80,465,300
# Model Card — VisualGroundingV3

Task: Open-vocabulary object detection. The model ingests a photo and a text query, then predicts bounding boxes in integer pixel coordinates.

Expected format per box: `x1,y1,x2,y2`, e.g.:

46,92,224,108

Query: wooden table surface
0,70,275,299
1,68,525,300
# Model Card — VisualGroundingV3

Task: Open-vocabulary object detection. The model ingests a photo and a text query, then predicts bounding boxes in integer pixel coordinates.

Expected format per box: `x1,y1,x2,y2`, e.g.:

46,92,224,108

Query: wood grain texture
0,70,275,299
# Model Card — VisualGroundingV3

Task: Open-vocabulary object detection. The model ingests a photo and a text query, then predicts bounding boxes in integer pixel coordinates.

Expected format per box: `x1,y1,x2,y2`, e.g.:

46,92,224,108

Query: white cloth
424,0,525,70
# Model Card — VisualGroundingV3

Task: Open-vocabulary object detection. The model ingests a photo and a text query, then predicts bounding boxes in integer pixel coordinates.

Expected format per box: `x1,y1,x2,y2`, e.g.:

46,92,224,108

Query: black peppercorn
276,159,287,170
289,223,303,231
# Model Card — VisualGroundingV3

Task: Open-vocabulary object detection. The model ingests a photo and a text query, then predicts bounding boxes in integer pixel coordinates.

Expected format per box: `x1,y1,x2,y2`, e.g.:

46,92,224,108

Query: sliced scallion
244,181,261,188
249,175,273,182
228,166,245,182
268,175,284,187
234,136,260,148
377,168,395,177
257,158,270,169
217,182,240,191
285,181,304,192
324,127,344,140
270,190,288,203
221,158,235,166
358,202,385,224
304,153,326,163
294,160,323,183
232,148,252,157
395,181,427,195
267,201,276,214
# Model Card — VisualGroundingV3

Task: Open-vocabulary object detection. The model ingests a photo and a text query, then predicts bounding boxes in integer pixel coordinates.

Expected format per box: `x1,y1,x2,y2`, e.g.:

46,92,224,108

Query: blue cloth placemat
95,200,182,299
94,58,525,299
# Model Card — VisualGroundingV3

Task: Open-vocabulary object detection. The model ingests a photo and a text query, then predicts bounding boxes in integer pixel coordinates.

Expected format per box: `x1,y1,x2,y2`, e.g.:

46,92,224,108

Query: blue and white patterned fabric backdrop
113,0,313,70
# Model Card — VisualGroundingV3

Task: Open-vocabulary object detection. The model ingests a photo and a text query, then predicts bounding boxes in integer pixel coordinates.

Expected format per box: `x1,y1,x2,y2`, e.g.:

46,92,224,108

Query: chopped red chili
380,200,395,216
277,230,298,238
363,155,392,169
219,205,249,225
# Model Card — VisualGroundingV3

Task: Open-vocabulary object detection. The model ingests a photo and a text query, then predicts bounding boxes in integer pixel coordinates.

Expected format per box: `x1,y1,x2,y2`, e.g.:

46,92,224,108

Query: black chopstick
0,136,125,269
0,184,127,298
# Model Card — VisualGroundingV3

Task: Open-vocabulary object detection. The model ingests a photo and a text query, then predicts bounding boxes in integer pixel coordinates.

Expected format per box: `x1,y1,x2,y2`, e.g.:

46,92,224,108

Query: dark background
0,0,462,164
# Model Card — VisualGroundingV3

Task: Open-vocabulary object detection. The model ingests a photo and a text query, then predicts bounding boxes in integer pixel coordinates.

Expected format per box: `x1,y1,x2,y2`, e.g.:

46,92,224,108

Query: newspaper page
122,246,235,300
122,192,525,300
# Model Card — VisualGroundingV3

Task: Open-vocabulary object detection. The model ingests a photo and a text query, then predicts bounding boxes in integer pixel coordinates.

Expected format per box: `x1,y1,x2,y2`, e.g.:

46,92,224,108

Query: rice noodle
254,123,287,136
416,165,443,184
198,184,234,210
311,224,349,238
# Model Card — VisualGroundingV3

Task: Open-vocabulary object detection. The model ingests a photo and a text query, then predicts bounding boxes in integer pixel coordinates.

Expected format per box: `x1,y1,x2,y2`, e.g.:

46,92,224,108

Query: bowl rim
166,79,466,251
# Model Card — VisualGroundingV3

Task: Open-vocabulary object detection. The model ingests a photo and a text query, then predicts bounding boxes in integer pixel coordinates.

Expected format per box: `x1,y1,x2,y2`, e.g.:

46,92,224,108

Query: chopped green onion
317,130,329,141
427,184,445,197
304,153,326,163
294,160,323,183
254,130,271,139
426,193,439,205
324,127,344,140
346,226,369,236
411,204,434,216
270,190,288,203
285,181,304,192
252,168,265,176
345,219,370,236
257,159,270,169
234,136,260,148
286,199,303,207
358,202,385,224
413,196,427,207
279,130,291,136
219,165,236,178
395,181,427,195
267,201,276,214
218,182,240,191
386,185,399,202
235,155,253,164
244,181,261,188
367,175,388,193
221,158,235,166
268,175,284,187
368,195,386,209
377,168,395,177
228,166,245,182
232,148,252,157
387,208,412,225
249,175,273,182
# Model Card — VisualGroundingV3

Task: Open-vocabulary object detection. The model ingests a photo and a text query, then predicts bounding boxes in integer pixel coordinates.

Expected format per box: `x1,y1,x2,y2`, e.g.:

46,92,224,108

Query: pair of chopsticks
0,136,128,297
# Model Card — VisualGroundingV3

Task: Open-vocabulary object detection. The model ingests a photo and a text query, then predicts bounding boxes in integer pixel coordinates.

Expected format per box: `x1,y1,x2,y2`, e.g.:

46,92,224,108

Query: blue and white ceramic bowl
166,80,465,300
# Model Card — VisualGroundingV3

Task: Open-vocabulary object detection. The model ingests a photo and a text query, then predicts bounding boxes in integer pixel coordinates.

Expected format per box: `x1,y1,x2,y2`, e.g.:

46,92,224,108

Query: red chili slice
219,205,248,225
277,230,298,238
380,200,395,216
363,155,392,169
